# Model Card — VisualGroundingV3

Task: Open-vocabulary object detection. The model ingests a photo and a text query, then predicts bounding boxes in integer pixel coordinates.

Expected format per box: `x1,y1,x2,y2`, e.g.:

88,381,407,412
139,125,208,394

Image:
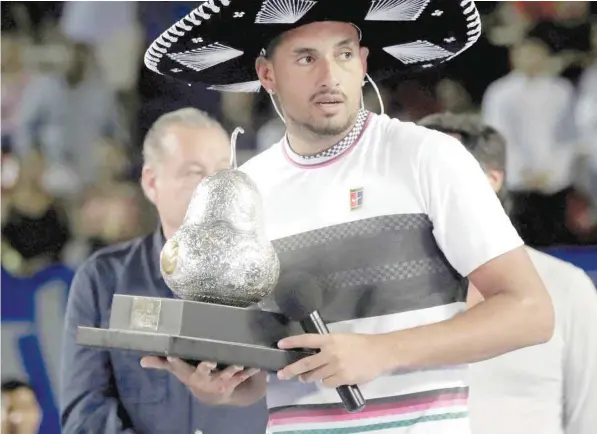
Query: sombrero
144,0,482,92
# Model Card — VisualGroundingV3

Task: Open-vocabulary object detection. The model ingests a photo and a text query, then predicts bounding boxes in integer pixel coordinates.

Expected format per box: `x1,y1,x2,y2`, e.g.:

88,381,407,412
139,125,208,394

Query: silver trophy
76,128,312,371
160,128,280,306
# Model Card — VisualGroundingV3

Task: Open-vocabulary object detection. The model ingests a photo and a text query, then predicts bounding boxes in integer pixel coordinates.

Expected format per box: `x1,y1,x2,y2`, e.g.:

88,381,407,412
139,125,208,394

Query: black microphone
274,271,366,413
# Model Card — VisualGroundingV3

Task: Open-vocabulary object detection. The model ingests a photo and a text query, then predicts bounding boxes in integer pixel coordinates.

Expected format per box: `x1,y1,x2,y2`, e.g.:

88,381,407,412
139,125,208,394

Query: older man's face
143,125,231,239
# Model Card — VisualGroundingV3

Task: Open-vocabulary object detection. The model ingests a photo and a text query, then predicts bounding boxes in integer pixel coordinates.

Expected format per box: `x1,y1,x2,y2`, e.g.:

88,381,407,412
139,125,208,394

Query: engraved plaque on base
129,297,161,331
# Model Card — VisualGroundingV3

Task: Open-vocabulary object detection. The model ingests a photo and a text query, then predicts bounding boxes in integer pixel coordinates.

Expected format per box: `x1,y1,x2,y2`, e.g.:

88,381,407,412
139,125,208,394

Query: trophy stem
229,127,244,169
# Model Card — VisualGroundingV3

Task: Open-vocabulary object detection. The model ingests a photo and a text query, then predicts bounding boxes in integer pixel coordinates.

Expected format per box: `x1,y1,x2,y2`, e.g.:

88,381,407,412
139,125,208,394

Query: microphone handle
300,311,366,413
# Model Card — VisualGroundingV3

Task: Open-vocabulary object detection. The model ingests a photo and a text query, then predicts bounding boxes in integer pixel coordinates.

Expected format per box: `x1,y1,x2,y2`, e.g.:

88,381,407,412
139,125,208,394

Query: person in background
60,141,149,269
1,32,30,152
15,40,126,194
418,112,597,434
59,108,267,434
567,22,597,241
1,149,71,276
482,34,579,247
1,380,42,434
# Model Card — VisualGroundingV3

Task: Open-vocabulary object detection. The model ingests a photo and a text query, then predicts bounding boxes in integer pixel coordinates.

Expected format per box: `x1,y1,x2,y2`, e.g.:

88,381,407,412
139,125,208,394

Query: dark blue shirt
59,229,268,434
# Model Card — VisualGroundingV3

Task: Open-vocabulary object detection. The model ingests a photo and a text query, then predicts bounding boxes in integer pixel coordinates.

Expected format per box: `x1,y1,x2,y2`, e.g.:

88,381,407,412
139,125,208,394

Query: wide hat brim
145,0,482,92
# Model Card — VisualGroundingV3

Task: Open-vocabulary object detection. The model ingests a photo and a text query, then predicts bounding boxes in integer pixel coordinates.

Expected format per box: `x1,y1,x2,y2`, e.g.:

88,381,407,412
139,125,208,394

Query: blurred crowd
0,2,596,433
1,1,596,280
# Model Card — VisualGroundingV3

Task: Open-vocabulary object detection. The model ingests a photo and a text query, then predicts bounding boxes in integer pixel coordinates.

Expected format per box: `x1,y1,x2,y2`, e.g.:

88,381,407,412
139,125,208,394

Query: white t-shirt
240,111,523,434
469,248,597,434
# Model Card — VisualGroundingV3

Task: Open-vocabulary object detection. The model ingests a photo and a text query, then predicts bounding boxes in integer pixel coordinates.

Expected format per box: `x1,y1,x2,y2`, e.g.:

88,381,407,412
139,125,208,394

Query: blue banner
1,264,74,434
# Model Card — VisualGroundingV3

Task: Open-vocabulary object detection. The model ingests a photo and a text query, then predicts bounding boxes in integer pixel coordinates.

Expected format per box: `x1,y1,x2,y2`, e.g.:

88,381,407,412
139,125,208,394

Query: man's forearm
381,291,554,372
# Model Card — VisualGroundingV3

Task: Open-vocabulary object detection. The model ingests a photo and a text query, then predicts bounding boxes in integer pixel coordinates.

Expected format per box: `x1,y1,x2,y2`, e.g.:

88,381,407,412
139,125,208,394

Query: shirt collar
283,109,370,167
151,226,166,280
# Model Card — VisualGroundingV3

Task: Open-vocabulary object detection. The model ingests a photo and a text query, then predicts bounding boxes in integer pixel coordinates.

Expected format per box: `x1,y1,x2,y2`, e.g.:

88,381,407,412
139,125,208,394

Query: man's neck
286,120,357,157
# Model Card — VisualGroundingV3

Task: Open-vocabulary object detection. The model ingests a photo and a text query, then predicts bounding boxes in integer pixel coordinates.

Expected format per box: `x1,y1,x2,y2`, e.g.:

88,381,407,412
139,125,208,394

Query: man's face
258,21,369,137
510,39,550,75
142,125,230,238
2,388,41,434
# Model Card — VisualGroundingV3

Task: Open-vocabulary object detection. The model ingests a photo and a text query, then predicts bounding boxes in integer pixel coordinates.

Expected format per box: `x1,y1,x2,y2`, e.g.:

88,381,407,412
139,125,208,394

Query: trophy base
76,295,314,372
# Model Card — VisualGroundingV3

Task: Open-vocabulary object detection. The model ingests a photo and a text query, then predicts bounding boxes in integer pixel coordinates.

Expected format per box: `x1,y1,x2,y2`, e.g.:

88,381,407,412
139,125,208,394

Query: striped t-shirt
240,111,523,433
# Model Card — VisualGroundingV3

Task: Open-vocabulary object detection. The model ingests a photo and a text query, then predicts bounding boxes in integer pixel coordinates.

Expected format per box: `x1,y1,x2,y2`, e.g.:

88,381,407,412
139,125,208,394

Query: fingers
322,375,348,389
141,357,261,393
278,351,330,380
299,363,337,384
140,356,169,370
218,365,245,381
241,368,262,381
278,333,328,350
194,361,218,378
213,366,260,384
165,357,198,384
218,367,261,393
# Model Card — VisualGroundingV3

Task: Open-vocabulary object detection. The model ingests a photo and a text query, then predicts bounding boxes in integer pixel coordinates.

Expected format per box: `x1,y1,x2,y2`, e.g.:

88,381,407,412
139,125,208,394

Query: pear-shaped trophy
160,128,279,306
76,128,312,372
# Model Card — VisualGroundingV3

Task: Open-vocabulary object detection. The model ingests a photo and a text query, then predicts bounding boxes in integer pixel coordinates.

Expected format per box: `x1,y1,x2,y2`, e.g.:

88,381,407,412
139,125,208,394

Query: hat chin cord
268,91,286,125
362,73,384,115
268,72,384,126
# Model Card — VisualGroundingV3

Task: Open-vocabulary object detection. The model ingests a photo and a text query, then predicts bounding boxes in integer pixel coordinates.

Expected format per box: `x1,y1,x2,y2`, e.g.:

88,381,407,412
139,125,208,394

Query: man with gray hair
60,107,268,434
418,112,597,434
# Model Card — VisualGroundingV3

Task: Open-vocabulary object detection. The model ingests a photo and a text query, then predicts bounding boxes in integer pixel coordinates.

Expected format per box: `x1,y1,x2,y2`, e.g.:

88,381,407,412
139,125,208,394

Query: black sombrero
144,0,481,92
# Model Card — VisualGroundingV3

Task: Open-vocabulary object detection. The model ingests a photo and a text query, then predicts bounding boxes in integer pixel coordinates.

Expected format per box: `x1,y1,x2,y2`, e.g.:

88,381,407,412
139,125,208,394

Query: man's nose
317,57,341,89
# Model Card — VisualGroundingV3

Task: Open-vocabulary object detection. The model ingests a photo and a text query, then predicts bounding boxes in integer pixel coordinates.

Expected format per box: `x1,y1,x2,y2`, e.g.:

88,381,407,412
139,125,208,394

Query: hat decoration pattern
144,0,482,92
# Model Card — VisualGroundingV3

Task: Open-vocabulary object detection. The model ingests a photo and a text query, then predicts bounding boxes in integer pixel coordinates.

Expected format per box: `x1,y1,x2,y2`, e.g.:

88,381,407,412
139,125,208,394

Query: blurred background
1,2,596,433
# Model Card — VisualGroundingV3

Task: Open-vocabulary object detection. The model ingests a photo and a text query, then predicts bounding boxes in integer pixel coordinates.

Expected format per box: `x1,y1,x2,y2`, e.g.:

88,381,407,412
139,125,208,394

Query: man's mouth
314,98,343,105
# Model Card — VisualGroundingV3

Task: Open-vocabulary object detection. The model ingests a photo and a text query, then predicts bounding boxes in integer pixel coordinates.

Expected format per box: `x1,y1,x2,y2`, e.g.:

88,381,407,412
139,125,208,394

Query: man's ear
255,56,276,93
140,164,158,205
486,169,505,193
360,46,369,80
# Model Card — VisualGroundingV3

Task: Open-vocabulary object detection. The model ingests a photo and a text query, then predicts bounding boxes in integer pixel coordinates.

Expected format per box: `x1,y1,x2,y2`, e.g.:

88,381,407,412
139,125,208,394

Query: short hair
1,379,34,393
418,112,506,172
142,108,227,165
417,112,512,213
264,33,285,59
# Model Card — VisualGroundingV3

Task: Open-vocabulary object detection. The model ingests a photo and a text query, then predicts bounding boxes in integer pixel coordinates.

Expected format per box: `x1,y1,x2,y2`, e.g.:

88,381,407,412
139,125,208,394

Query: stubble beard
289,108,358,140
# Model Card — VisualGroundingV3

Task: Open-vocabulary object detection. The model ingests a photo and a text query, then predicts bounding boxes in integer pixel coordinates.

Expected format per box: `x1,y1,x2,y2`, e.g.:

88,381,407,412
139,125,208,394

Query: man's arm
60,265,136,434
381,247,553,371
563,271,597,434
381,132,554,371
276,131,553,387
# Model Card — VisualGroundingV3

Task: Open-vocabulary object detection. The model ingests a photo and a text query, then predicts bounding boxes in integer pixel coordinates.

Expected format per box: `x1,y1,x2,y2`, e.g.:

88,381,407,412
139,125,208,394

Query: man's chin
306,115,354,137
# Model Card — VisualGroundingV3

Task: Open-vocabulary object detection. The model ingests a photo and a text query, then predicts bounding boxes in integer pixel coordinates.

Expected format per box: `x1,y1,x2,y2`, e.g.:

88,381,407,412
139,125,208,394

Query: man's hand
276,333,388,388
140,356,266,406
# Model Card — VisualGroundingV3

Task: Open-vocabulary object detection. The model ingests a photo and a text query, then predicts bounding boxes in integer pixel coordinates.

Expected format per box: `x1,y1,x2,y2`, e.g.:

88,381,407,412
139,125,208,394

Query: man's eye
298,55,314,65
340,51,353,60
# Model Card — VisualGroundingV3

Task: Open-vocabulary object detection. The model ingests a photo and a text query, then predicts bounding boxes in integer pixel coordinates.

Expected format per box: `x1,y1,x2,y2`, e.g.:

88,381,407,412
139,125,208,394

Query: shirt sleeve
416,131,524,277
59,263,137,434
563,270,597,434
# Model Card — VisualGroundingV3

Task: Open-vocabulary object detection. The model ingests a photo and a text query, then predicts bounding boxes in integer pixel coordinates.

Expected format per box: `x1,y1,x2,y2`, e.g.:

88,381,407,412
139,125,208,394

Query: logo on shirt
350,188,363,210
